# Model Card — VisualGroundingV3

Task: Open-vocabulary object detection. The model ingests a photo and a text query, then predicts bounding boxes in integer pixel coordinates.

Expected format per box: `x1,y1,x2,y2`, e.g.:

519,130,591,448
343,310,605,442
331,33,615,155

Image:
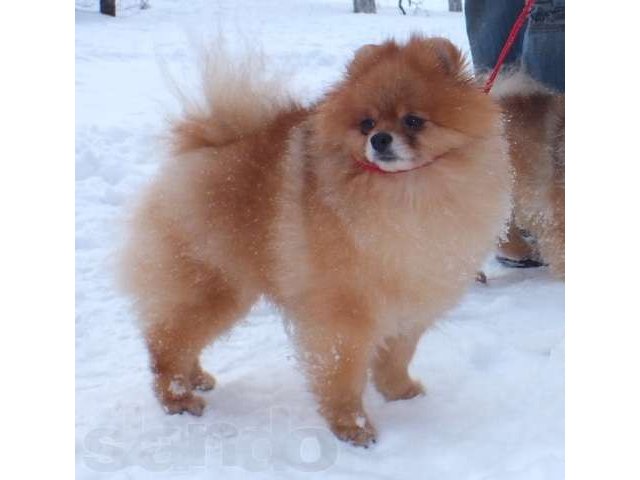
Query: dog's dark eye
403,115,425,130
360,118,376,135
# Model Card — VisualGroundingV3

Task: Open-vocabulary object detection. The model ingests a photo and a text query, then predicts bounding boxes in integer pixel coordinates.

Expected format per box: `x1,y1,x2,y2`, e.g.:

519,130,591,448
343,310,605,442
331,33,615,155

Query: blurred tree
98,0,150,16
354,0,376,13
100,0,115,16
449,0,462,11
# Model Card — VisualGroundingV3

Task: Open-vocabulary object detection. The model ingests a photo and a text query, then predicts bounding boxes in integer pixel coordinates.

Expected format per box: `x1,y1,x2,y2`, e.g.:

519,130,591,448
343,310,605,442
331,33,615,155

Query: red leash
483,0,536,93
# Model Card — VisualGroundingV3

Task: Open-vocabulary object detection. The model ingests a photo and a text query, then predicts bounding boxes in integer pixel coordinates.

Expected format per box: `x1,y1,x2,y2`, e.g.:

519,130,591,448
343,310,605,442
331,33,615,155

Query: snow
75,1,564,478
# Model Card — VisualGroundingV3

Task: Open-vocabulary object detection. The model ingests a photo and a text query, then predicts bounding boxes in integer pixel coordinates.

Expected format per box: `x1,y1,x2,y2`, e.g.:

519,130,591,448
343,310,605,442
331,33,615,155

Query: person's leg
464,0,525,73
522,0,565,92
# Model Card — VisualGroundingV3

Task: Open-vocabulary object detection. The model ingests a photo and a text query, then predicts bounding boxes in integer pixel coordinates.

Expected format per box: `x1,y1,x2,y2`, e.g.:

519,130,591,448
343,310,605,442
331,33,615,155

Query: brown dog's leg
190,358,217,391
372,330,425,401
143,273,255,416
538,175,565,280
539,219,564,279
293,293,377,447
498,220,539,262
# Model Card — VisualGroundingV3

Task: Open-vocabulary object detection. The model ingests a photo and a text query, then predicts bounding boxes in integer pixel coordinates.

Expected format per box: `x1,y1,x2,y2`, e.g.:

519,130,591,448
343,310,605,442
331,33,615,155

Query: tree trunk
448,0,462,12
354,0,376,14
100,0,116,16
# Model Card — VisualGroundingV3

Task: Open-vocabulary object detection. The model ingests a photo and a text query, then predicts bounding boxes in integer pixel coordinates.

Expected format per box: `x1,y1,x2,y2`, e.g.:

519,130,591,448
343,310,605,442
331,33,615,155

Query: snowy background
75,1,564,478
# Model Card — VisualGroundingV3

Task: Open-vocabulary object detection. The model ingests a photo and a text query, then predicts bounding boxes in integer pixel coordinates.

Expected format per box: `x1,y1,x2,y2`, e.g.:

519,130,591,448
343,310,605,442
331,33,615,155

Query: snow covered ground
75,1,564,478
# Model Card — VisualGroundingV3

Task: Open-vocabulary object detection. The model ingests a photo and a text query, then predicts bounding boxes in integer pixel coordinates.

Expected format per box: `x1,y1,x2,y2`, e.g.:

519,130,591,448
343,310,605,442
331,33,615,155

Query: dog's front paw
388,380,425,401
377,379,425,402
191,370,216,391
162,393,206,416
156,374,207,416
331,416,377,448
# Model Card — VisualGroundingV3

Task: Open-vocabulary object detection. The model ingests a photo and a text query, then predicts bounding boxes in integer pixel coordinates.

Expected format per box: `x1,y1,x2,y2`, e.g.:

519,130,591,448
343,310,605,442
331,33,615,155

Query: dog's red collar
352,155,437,175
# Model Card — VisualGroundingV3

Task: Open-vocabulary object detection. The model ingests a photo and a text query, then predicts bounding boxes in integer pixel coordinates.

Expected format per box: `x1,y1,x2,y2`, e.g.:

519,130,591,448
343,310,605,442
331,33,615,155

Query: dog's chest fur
349,204,472,326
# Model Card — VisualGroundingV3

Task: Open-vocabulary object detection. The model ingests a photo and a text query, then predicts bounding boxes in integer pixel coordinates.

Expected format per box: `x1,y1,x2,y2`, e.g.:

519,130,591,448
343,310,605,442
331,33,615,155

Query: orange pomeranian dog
120,36,511,447
491,73,565,279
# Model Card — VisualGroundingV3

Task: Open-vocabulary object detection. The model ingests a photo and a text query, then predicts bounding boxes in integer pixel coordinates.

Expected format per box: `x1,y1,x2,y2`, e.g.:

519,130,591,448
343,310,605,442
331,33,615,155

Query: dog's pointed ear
406,35,468,78
347,44,379,75
347,44,380,77
428,37,467,76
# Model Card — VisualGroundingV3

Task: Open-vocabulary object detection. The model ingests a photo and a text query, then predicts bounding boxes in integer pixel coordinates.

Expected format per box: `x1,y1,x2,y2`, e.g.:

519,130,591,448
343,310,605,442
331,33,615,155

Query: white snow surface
76,1,564,478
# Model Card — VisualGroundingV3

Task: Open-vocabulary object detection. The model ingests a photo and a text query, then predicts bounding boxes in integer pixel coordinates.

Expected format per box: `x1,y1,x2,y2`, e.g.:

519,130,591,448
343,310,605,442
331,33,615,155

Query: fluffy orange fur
492,74,565,279
120,36,511,447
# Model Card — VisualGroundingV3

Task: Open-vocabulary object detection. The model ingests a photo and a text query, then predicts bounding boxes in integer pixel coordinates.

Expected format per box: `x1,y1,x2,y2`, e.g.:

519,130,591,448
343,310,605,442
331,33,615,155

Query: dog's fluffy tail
168,43,297,153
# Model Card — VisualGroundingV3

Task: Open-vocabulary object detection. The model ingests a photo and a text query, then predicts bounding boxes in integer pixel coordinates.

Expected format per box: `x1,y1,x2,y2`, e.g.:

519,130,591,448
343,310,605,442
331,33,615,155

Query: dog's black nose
370,132,393,153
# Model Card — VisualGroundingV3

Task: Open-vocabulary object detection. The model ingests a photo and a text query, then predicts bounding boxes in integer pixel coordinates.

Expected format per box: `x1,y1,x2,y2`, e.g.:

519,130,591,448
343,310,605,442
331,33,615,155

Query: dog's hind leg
140,267,257,416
